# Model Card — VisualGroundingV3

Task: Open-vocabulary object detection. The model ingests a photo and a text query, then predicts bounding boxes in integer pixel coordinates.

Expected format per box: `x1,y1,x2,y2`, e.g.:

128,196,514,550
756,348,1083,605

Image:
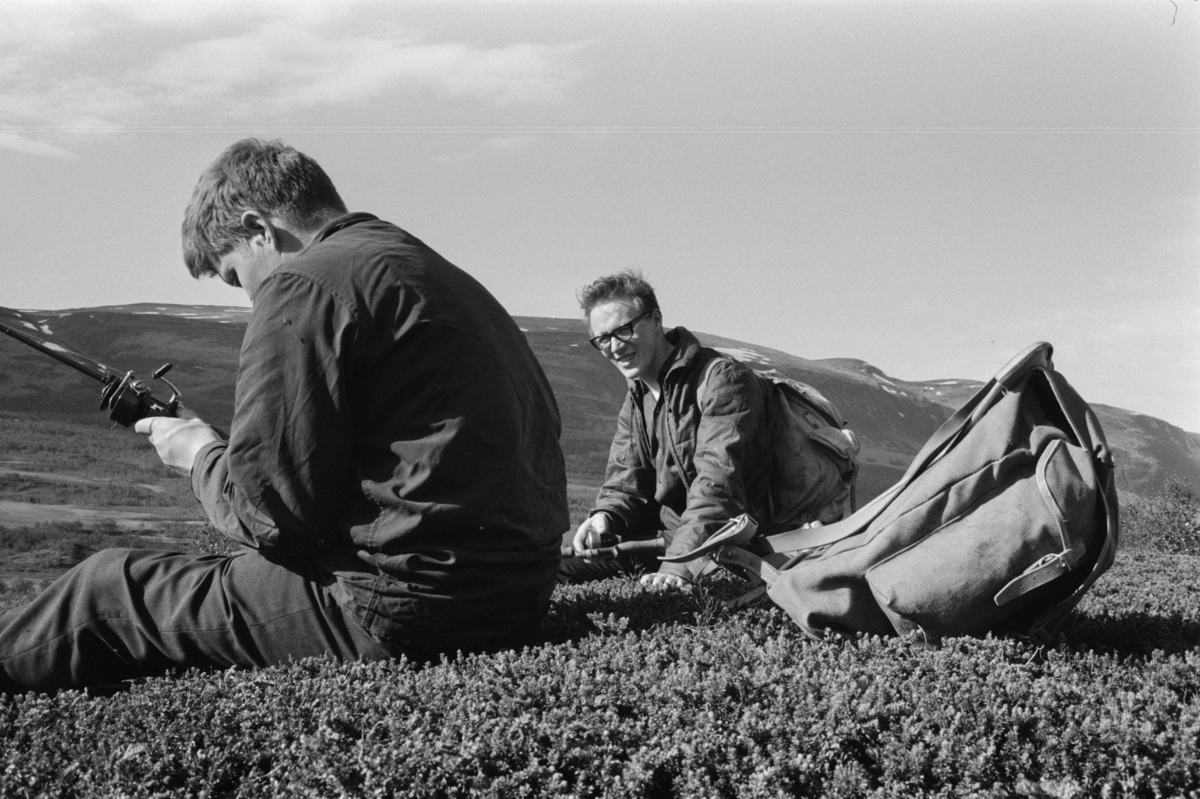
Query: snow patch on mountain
713,347,772,365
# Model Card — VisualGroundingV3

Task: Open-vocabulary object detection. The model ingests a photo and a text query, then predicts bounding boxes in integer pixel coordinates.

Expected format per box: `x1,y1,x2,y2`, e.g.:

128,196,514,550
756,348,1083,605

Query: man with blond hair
563,270,853,589
0,139,568,692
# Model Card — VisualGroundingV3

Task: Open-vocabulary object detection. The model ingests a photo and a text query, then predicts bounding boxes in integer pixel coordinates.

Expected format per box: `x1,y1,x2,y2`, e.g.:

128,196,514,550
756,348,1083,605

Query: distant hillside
0,305,245,431
2,304,1196,506
1090,405,1200,498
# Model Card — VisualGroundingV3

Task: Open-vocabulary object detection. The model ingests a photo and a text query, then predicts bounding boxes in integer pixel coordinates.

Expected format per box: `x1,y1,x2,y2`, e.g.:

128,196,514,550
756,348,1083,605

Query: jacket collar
633,326,705,397
313,212,380,244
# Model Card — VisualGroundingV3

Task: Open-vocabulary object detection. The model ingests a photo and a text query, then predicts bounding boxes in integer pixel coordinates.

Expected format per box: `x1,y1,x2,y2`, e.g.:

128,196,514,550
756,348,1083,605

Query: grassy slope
0,545,1198,797
0,415,206,589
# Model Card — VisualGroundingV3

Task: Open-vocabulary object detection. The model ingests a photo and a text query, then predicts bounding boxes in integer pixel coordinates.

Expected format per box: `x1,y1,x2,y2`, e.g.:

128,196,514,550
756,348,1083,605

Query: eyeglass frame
588,309,655,351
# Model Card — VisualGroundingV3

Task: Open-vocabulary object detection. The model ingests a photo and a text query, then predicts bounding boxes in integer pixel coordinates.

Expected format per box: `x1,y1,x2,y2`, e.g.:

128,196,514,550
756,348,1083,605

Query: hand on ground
639,572,690,592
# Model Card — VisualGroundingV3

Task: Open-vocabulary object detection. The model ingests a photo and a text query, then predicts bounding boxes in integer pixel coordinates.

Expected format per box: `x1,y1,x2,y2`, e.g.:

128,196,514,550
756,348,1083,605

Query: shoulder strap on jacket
698,354,729,401
663,353,730,491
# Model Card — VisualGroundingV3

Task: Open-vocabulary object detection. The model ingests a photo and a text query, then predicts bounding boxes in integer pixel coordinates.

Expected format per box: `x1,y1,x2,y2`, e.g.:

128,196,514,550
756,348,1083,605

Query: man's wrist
190,440,227,499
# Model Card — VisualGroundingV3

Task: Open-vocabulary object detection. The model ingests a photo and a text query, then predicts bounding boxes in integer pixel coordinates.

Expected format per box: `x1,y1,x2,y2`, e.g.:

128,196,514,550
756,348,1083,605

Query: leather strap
714,545,781,587
993,543,1085,605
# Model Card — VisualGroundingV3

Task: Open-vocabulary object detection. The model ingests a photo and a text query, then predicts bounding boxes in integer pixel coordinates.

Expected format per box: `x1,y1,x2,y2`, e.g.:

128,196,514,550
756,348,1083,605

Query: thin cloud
0,3,584,156
144,30,581,112
0,132,76,160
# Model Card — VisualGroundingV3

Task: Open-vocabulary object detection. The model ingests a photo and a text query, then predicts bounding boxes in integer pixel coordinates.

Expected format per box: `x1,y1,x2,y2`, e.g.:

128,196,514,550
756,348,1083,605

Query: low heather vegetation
1122,475,1200,556
1,540,1198,797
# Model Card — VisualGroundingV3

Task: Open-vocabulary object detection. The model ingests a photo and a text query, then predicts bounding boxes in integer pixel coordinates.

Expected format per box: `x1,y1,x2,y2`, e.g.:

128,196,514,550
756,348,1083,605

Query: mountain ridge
2,304,1195,505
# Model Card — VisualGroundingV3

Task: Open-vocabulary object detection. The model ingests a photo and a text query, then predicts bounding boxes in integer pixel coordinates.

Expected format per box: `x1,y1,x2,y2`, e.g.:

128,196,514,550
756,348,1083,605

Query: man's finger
133,417,155,436
639,572,690,592
586,514,610,548
572,517,593,552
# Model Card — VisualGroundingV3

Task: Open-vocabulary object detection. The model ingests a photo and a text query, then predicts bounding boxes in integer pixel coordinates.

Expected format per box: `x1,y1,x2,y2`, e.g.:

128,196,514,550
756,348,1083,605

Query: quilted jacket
593,327,848,580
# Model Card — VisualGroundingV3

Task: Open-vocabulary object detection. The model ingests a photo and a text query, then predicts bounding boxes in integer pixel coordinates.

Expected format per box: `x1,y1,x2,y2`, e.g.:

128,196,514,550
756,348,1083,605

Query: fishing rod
0,306,181,428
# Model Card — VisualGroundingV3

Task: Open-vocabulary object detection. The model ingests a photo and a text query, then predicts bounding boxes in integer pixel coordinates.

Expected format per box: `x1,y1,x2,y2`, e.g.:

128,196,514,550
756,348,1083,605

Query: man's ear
239,210,278,251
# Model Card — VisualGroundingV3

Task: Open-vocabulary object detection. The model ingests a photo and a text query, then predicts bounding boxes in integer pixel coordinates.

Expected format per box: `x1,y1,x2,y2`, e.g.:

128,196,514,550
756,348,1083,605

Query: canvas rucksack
667,342,1119,643
694,358,861,530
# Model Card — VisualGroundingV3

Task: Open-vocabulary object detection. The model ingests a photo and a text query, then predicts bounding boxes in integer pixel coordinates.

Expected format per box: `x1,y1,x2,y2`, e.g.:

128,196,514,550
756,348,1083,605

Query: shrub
190,524,240,557
0,579,42,616
53,540,93,568
1123,475,1200,555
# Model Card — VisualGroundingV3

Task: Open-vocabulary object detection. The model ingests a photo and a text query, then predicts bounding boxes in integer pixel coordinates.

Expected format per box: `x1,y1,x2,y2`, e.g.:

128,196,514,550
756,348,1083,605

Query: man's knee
70,547,139,582
53,548,197,622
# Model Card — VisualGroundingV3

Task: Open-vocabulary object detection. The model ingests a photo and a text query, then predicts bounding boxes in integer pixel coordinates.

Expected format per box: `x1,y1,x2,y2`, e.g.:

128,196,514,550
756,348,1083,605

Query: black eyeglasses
589,310,654,351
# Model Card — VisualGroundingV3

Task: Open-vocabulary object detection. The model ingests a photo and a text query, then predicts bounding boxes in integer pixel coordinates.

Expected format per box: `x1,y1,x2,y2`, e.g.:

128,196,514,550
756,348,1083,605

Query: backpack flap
757,369,851,429
992,435,1099,606
1020,366,1120,637
863,431,1103,640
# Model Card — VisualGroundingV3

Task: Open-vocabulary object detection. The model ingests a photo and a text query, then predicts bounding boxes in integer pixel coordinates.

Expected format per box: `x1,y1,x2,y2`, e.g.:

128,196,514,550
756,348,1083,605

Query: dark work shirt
191,213,569,652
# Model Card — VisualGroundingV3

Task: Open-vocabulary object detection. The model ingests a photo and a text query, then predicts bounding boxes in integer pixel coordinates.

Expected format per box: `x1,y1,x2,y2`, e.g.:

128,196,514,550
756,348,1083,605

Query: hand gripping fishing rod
560,537,666,559
0,306,181,428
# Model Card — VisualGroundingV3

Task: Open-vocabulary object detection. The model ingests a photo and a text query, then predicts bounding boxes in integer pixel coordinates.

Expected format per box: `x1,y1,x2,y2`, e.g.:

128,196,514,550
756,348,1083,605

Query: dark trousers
0,548,392,693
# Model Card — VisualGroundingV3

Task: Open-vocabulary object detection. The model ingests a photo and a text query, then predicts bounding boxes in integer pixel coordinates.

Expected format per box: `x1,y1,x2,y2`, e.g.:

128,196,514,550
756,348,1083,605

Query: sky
2,0,1198,432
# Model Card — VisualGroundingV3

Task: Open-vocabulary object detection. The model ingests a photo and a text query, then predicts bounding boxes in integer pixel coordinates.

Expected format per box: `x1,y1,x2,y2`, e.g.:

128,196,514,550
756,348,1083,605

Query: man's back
203,213,569,651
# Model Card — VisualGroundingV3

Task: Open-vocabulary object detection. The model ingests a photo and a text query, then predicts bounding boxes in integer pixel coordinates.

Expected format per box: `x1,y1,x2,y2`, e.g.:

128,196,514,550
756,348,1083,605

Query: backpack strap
993,545,1087,605
699,355,727,400
661,354,729,492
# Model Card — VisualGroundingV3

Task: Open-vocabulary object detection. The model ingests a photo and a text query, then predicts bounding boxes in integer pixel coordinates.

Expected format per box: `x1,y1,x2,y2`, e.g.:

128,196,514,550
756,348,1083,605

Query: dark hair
181,138,348,278
577,270,660,318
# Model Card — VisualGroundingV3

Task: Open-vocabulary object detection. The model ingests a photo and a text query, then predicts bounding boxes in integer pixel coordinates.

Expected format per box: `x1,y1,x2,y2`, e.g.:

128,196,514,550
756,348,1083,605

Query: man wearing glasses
562,270,851,590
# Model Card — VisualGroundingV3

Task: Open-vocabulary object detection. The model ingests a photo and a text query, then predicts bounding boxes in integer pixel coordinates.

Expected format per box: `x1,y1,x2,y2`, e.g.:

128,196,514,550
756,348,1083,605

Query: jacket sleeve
658,360,769,581
591,391,661,537
191,272,358,553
